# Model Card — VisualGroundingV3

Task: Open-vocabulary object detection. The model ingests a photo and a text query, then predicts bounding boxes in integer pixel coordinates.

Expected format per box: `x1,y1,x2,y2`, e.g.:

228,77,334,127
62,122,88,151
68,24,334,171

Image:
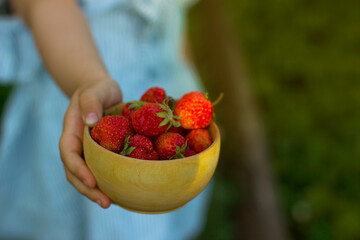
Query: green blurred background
1,0,360,239
187,0,360,239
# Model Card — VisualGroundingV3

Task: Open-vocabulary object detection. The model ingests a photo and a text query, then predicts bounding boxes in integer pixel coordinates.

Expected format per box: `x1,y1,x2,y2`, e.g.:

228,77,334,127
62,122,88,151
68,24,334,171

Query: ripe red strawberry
131,102,180,136
146,150,159,160
131,103,167,136
185,129,212,153
129,134,153,152
91,116,134,152
128,147,147,159
121,104,135,119
140,87,166,103
121,101,147,119
174,91,213,129
182,91,204,100
156,132,186,160
120,135,158,160
128,147,159,160
168,125,187,136
184,149,196,157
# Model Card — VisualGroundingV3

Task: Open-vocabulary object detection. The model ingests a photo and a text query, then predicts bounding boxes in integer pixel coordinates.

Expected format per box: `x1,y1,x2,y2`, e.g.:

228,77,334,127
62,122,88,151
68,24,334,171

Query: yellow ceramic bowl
83,104,221,214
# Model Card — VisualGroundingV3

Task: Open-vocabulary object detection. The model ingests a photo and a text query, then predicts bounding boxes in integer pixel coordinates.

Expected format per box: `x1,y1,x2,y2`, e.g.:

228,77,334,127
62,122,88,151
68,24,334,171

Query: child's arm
12,0,118,208
13,0,107,96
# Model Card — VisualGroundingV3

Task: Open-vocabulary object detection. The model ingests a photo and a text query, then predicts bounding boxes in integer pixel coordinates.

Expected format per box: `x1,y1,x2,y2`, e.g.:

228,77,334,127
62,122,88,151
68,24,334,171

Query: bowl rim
84,121,220,163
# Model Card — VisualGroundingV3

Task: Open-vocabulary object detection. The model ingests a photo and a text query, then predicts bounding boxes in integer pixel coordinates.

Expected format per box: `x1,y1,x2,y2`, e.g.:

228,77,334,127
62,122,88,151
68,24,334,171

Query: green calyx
120,135,136,156
170,141,188,160
165,96,178,111
156,100,181,131
128,101,148,111
204,92,209,100
102,101,147,117
104,108,120,116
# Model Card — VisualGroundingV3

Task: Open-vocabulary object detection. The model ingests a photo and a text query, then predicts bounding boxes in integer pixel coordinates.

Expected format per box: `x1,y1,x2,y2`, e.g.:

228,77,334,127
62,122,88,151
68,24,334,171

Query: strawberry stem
212,92,224,106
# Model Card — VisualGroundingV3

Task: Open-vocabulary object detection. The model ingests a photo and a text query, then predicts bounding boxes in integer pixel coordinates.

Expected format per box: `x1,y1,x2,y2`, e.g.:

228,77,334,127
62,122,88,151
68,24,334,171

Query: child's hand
59,78,122,208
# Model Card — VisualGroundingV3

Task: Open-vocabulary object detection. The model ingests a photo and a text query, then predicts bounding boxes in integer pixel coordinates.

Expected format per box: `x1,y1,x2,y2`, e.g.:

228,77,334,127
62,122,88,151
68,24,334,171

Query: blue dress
0,0,212,239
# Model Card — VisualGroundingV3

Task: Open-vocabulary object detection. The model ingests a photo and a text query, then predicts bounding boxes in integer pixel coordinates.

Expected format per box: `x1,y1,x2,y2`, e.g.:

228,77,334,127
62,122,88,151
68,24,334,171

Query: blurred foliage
190,0,360,239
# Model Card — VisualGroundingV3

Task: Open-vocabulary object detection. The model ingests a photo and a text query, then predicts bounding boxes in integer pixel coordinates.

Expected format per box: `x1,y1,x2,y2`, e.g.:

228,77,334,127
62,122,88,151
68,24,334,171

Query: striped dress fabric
0,0,212,239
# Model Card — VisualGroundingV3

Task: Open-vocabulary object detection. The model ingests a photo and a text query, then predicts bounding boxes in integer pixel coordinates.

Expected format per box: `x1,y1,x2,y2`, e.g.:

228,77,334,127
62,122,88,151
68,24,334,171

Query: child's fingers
64,167,111,208
79,87,103,126
59,79,121,207
79,80,122,126
59,133,96,188
60,91,96,187
79,80,122,127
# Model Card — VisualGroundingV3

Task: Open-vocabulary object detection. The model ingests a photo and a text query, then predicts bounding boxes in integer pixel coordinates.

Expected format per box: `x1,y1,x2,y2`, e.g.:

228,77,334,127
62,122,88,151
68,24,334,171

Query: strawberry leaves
170,141,188,160
104,108,120,117
128,101,147,111
120,135,136,156
156,100,181,131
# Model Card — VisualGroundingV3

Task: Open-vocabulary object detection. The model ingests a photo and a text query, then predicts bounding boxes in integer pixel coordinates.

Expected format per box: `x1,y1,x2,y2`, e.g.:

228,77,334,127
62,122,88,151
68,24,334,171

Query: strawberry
131,103,167,136
184,149,196,157
156,132,186,160
182,91,204,100
128,148,159,160
128,147,147,159
140,87,166,103
131,102,180,136
168,125,187,136
185,129,212,153
121,135,158,160
121,104,134,119
174,91,213,129
91,116,134,152
146,150,159,160
121,101,147,119
129,134,153,152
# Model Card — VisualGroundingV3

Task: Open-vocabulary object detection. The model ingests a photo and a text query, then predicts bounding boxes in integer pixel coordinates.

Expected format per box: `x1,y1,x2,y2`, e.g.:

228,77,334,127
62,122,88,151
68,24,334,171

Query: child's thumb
79,81,122,127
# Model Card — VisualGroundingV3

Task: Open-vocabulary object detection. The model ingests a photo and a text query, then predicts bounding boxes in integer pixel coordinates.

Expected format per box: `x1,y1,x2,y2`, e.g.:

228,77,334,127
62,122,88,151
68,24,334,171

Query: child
0,0,211,239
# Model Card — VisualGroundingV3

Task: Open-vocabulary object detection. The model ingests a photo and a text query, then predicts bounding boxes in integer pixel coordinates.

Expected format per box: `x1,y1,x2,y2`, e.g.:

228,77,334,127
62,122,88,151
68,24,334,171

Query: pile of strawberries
90,87,215,160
